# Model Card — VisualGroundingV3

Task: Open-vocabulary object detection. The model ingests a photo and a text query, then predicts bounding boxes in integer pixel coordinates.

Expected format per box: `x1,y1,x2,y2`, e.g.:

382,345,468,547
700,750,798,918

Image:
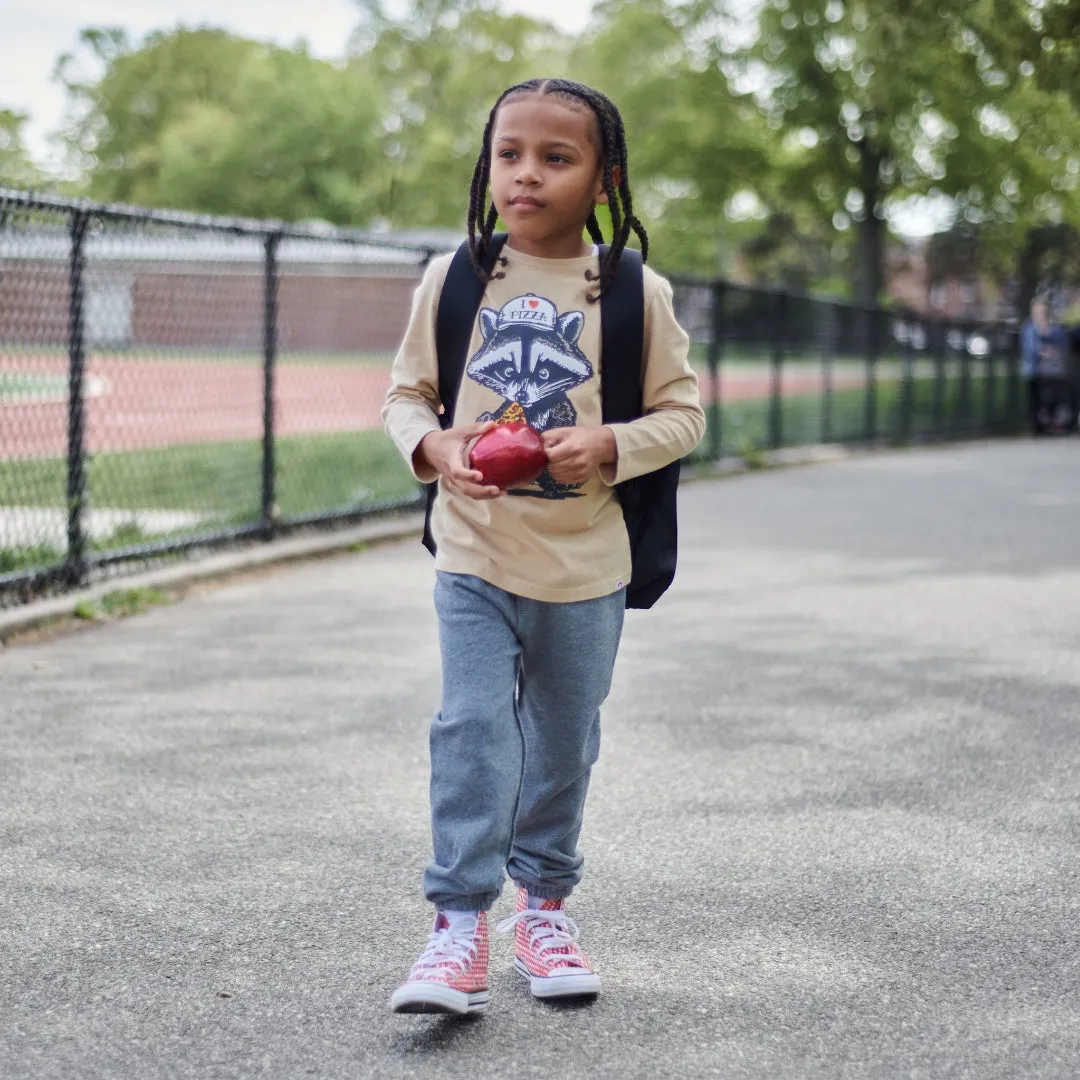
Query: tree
569,0,770,274
956,1,1080,314
730,0,1080,304
55,27,385,224
0,109,44,189
57,28,264,205
151,51,385,223
974,0,1080,105
351,0,570,228
1015,223,1080,317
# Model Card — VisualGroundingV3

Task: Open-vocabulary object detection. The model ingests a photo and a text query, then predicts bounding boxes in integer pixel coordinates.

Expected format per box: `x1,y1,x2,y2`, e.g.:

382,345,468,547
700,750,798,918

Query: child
382,78,705,1015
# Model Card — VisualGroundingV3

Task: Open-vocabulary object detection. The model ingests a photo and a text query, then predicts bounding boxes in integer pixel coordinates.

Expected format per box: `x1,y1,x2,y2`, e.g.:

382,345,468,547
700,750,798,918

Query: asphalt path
2,439,1078,1079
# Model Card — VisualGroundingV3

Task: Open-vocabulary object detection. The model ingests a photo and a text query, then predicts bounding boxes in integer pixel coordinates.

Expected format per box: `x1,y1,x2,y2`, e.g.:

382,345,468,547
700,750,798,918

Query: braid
466,106,501,279
585,211,605,248
466,78,649,297
467,80,543,281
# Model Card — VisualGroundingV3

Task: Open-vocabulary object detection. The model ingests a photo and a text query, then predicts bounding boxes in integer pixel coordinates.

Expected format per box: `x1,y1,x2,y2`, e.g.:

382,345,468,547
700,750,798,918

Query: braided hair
467,78,649,302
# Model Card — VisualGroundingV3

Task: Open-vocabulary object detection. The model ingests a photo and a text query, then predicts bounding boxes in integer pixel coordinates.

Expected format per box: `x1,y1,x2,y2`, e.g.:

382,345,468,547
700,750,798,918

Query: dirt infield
0,353,869,460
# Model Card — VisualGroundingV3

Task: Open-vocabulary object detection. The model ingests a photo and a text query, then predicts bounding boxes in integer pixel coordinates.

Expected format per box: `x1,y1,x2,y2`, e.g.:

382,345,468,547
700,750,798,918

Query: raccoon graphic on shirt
465,293,592,499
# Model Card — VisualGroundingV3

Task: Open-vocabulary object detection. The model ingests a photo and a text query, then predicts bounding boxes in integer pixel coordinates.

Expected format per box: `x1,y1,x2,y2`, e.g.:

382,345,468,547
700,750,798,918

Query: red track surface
0,355,866,460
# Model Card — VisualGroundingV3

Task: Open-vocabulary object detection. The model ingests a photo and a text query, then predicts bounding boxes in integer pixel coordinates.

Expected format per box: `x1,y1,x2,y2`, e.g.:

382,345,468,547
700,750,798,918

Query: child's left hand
541,426,617,486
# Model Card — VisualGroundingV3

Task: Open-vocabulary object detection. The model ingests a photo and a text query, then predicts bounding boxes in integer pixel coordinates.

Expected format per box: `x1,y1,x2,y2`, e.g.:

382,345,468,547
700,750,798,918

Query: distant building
886,240,1009,321
0,228,443,354
887,237,1080,323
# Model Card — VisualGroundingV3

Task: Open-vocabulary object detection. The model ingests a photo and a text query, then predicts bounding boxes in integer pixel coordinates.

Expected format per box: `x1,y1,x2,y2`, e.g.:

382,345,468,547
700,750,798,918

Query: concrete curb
0,511,425,643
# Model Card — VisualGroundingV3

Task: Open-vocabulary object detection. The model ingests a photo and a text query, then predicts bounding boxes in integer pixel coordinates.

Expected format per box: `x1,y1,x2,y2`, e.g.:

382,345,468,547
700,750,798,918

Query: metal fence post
706,281,724,461
864,307,878,443
821,304,836,444
0,188,454,610
958,322,973,434
770,292,785,450
262,232,282,539
932,319,946,437
899,313,915,443
1005,327,1022,429
65,209,90,587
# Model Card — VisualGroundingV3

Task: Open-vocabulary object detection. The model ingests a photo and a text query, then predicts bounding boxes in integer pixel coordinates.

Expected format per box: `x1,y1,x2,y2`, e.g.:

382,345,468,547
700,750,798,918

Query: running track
0,354,869,460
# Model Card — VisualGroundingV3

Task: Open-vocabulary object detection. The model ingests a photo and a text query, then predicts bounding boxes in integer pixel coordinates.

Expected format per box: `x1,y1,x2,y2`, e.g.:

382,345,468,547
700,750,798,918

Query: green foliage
351,0,571,227
735,210,843,293
46,2,1080,293
729,0,1080,301
153,53,384,223
58,27,258,204
0,543,61,574
72,600,98,620
0,109,44,188
101,587,170,616
568,0,769,274
57,27,385,222
103,520,153,548
949,4,1080,284
0,430,417,517
74,587,170,621
736,435,767,469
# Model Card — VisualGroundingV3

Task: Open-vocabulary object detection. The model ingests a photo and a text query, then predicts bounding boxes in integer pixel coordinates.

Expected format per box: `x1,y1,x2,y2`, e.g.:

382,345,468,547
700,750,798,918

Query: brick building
886,241,1009,321
0,229,433,355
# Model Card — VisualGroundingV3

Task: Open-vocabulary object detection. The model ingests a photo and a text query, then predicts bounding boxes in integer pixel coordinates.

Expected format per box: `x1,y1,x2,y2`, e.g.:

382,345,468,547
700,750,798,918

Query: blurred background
7,0,1080,311
2,0,1079,603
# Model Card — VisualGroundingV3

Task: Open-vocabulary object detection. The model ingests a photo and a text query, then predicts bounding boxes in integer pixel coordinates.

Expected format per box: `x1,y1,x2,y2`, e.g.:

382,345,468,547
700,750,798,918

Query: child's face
489,94,608,260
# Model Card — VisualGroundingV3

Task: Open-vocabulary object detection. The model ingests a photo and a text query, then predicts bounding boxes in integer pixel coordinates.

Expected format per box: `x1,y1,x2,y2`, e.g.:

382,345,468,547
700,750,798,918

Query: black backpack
422,234,680,610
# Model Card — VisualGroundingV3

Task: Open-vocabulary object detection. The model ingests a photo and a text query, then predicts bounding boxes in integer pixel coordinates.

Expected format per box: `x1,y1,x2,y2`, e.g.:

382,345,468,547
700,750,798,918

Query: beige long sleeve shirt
382,244,705,603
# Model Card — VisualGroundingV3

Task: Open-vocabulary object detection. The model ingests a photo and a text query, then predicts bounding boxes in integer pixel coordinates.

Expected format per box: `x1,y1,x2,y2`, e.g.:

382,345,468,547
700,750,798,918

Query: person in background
1020,298,1071,433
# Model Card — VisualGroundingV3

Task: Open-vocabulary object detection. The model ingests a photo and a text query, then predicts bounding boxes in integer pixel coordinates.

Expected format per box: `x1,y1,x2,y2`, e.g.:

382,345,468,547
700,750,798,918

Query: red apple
469,422,547,489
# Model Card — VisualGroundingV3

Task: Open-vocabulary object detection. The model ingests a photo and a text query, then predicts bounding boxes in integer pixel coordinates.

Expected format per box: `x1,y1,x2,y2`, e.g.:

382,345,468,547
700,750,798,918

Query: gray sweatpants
424,571,626,911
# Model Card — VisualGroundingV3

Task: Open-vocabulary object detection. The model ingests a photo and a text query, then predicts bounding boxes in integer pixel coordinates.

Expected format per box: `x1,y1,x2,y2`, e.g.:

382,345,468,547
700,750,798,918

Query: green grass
2,373,1022,578
2,377,1020,516
0,371,68,401
74,587,171,621
692,373,1021,460
0,430,416,517
0,543,61,575
1,430,417,576
688,341,911,367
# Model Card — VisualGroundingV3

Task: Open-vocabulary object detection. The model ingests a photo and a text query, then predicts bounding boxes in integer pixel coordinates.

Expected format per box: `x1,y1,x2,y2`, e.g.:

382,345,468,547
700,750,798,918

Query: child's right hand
416,421,504,499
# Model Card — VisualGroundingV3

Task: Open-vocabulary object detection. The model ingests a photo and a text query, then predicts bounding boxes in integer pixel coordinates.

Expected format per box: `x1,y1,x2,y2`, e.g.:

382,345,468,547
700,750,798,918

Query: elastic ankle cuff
428,892,499,912
512,879,573,901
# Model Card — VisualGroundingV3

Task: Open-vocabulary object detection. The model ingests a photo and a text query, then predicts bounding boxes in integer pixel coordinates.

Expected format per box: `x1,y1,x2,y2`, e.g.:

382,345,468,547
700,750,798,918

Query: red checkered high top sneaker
496,887,601,1000
389,910,490,1015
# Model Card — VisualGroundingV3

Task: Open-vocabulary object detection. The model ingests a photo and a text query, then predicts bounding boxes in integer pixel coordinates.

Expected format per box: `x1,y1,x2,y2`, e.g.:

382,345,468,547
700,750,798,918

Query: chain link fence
1,188,1025,608
0,189,436,607
670,277,1023,464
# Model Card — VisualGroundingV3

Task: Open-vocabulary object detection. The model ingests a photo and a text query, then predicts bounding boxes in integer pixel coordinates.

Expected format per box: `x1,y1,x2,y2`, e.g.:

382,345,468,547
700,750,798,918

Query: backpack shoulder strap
597,246,681,610
598,244,645,424
424,233,507,556
434,234,508,429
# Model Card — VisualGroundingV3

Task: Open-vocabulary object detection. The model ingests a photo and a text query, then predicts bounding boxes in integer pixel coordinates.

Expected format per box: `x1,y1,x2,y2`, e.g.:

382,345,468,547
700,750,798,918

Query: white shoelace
410,915,480,977
495,908,587,968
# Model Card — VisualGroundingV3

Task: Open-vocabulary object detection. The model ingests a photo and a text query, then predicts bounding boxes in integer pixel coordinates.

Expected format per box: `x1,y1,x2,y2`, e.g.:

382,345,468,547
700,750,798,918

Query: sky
1,0,593,167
